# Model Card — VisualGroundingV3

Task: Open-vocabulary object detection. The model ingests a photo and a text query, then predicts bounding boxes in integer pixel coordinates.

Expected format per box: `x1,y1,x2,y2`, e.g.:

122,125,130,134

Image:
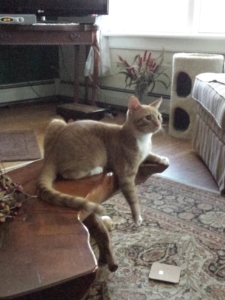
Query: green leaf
155,79,170,90
149,81,156,93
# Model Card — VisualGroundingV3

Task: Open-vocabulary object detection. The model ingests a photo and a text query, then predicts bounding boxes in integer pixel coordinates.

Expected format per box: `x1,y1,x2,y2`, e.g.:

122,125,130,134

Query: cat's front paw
158,156,169,166
135,215,143,227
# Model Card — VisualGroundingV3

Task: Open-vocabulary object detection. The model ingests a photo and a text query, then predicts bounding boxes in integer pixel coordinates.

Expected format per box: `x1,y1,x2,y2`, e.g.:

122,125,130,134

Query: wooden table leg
84,45,90,104
91,39,100,106
74,45,80,103
12,272,97,300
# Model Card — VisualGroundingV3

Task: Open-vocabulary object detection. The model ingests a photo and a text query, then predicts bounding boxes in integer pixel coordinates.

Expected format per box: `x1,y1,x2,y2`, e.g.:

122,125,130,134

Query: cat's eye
146,115,151,121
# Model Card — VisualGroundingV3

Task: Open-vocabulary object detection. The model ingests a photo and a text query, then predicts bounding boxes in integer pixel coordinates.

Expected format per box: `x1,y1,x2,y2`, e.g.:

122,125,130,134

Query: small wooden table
0,23,99,105
0,160,168,299
0,23,103,119
56,102,108,122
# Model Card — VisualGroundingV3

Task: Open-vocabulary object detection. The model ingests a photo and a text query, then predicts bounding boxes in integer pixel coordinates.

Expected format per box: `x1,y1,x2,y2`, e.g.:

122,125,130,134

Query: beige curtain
84,16,112,77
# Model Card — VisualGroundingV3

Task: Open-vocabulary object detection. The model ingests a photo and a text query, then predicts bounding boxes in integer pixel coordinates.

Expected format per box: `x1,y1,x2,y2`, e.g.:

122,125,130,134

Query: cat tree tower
169,53,224,139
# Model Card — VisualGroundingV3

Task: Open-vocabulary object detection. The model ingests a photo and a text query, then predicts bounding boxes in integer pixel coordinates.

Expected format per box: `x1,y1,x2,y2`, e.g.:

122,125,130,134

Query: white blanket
196,72,225,85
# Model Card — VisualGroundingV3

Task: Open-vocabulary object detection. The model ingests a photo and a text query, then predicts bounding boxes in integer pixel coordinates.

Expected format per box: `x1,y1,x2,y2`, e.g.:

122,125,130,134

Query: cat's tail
36,165,104,214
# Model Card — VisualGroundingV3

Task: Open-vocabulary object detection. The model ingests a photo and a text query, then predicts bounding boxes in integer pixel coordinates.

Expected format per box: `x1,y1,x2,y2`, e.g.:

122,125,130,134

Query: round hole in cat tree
173,107,190,131
176,72,192,97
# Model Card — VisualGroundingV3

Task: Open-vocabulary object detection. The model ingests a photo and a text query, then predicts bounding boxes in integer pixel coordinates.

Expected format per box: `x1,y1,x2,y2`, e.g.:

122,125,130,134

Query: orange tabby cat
37,96,169,225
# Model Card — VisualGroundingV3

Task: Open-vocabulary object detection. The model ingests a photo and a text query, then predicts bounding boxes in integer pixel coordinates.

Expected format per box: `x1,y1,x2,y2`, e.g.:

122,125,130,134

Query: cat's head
126,96,163,135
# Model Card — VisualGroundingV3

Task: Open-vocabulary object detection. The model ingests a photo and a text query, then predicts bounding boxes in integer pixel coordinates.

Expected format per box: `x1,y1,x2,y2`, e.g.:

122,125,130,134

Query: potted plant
117,50,170,102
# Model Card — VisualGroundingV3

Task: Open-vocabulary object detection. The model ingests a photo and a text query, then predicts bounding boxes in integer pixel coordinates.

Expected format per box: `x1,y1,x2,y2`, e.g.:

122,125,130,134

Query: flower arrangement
0,171,28,223
117,50,170,102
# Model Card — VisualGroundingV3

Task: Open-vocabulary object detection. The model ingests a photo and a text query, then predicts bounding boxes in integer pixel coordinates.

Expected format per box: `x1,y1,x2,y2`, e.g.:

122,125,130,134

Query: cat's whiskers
154,125,167,137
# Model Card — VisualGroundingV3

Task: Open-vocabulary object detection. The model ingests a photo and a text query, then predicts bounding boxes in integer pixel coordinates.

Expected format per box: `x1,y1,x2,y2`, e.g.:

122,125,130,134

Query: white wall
1,33,224,114
0,80,59,104
58,44,173,113
58,34,225,114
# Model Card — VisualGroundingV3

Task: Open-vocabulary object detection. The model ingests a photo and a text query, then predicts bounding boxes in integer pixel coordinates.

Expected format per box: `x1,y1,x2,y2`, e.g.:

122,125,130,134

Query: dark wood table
0,23,99,105
0,160,168,299
0,161,98,300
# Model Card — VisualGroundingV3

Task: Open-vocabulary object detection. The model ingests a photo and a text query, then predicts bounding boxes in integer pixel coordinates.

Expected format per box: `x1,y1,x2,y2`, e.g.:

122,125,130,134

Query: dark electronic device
0,0,109,22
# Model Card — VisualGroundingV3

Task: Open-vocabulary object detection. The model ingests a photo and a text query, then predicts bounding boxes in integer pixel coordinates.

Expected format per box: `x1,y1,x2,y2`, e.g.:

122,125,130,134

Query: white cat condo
169,53,224,139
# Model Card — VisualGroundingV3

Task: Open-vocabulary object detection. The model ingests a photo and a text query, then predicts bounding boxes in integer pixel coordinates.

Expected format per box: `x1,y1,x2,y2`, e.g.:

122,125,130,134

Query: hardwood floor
152,129,219,192
0,101,219,194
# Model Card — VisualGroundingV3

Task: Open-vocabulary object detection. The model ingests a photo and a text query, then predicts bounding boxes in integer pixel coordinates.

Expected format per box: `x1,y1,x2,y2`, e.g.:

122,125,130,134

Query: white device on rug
149,262,181,283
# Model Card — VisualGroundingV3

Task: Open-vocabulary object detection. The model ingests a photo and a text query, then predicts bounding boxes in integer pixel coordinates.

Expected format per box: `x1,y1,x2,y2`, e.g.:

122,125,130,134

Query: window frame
106,0,225,36
103,0,225,55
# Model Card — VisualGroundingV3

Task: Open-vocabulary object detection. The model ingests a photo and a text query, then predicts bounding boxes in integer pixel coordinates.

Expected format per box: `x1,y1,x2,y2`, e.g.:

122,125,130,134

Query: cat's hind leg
61,167,103,179
61,170,90,179
83,213,118,272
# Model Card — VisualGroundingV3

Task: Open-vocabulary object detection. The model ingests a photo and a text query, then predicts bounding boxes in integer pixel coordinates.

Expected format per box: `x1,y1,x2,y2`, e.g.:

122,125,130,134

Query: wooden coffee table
0,160,167,299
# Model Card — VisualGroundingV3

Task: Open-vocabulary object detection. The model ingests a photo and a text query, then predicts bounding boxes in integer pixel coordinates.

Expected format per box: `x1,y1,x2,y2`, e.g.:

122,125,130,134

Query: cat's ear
150,97,162,109
128,96,142,114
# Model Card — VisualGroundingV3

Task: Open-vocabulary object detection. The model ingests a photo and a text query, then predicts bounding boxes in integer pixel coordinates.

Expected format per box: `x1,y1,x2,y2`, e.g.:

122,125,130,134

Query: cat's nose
153,120,161,127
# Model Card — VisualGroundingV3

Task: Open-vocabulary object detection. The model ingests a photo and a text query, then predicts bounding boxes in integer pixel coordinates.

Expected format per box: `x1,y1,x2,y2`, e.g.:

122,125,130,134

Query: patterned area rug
86,175,225,300
0,130,41,161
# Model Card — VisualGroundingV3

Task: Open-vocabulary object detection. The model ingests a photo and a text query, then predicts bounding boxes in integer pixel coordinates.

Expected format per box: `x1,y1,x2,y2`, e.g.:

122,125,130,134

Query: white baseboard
0,79,58,104
59,81,170,115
